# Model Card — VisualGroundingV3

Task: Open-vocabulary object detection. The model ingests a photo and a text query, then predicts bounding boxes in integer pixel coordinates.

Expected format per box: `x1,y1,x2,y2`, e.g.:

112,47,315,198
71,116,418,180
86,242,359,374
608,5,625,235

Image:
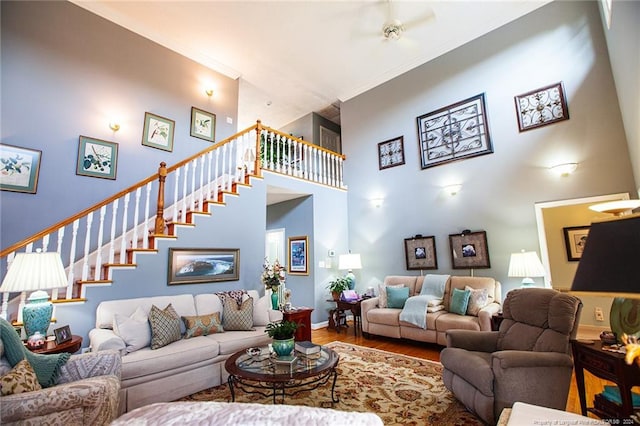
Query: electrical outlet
81,347,91,354
594,307,604,322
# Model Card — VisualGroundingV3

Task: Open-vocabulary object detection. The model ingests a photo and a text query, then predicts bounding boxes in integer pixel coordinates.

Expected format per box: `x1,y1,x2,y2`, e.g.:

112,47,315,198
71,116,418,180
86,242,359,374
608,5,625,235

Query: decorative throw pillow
450,288,471,316
252,294,271,326
427,298,443,307
222,297,254,331
1,359,42,396
149,304,182,350
378,284,404,308
427,305,445,313
386,286,410,309
182,312,224,338
465,286,490,316
113,306,151,353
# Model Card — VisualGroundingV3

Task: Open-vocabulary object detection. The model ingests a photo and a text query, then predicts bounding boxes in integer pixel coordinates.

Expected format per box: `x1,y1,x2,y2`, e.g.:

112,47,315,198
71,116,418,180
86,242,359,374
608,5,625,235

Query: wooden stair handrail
1,121,345,258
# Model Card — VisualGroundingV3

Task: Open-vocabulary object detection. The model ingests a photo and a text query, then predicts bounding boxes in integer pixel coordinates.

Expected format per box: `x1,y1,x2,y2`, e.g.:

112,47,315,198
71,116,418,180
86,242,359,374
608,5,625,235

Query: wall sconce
549,162,577,176
205,88,214,97
370,198,384,208
444,184,462,196
109,122,120,132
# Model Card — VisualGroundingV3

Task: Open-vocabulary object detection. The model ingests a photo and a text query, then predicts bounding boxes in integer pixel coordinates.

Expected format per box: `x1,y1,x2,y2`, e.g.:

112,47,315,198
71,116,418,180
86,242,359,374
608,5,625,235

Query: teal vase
272,338,294,357
271,291,279,310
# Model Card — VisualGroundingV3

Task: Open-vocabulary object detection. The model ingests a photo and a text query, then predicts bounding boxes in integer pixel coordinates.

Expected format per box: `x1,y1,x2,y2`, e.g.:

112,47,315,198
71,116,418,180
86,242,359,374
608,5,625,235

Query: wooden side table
283,308,313,342
29,335,83,355
334,299,364,336
571,339,640,420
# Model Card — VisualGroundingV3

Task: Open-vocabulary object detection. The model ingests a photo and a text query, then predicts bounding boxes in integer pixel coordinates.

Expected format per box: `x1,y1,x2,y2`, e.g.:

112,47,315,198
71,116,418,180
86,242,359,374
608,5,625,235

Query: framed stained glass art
377,136,405,170
514,82,569,132
416,93,493,170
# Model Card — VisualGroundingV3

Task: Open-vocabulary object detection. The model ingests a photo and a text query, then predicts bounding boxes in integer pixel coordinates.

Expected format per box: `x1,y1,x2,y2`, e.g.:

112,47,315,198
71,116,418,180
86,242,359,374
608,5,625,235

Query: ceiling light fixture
589,200,640,216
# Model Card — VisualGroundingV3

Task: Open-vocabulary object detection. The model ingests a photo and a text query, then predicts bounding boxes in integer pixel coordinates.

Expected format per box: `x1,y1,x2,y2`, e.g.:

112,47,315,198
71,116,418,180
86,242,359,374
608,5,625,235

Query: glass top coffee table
225,345,340,404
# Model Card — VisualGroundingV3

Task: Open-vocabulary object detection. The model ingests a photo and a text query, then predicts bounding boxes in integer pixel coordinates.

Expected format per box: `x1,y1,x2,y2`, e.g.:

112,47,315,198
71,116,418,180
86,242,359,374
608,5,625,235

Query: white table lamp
508,250,546,287
339,253,362,290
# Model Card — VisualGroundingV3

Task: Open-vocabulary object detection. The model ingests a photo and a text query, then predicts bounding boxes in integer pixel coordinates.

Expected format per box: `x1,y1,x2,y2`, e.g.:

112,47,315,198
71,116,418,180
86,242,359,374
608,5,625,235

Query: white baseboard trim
576,324,608,340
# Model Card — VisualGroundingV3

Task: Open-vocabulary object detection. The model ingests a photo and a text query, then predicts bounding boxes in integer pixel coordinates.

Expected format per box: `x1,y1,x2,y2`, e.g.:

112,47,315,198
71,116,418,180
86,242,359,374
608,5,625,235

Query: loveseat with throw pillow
89,290,282,414
361,275,501,345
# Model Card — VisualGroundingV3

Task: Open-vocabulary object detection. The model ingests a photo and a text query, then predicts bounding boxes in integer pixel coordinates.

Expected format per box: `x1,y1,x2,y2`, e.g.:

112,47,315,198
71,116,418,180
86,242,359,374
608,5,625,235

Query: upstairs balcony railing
0,121,346,321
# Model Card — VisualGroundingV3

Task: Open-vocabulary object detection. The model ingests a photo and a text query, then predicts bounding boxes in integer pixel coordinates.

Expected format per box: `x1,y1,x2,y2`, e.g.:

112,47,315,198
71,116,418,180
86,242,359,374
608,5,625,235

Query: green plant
327,276,350,294
265,320,298,340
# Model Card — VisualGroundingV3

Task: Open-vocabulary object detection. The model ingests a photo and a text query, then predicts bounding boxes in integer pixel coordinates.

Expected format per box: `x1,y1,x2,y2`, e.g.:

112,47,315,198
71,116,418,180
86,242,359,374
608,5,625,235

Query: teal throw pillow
387,286,410,309
450,288,471,315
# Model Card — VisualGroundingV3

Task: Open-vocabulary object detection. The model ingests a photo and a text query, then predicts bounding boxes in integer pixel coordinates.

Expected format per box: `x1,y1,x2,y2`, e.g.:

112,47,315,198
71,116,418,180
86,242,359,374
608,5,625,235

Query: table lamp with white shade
0,250,68,337
338,253,362,290
508,250,546,287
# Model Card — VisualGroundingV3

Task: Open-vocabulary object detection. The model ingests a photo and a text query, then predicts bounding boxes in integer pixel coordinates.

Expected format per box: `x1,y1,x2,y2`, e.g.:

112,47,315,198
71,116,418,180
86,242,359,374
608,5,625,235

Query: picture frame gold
288,235,308,275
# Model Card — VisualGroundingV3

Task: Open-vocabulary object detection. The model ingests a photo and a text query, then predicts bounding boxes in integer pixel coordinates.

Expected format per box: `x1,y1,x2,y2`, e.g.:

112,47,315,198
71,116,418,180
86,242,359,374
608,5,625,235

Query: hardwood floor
311,322,618,418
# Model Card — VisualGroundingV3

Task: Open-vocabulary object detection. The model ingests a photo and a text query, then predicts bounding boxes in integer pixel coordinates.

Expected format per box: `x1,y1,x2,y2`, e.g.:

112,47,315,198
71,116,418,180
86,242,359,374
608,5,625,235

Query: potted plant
265,320,298,357
327,277,350,301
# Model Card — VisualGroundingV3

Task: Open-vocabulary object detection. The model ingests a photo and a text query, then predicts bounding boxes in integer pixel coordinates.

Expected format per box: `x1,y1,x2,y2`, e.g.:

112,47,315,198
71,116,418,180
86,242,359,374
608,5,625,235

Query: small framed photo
54,325,72,344
0,144,42,194
404,235,437,270
514,82,569,132
142,112,175,152
378,136,405,170
563,225,589,261
76,136,118,180
288,235,309,275
190,107,216,142
168,248,239,285
448,230,491,269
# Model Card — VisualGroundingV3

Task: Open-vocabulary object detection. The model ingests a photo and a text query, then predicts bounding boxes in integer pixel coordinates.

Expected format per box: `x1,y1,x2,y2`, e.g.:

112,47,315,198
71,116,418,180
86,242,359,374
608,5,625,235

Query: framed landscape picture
76,136,118,180
168,248,239,285
288,235,309,275
448,230,491,269
404,235,437,270
563,225,589,261
0,144,41,193
190,107,216,142
142,112,175,152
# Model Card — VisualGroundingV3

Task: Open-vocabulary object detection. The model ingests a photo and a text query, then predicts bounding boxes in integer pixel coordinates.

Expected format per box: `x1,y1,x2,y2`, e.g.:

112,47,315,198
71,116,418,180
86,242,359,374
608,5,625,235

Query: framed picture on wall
288,235,309,275
76,136,118,180
563,225,589,261
142,112,175,152
514,82,569,132
404,235,437,270
378,136,405,170
190,107,216,142
168,248,239,285
0,144,42,194
448,230,491,269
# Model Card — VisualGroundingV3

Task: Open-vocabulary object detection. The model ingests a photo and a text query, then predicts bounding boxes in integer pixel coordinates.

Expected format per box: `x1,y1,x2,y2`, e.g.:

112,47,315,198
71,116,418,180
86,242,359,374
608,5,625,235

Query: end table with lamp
568,212,640,421
0,250,69,339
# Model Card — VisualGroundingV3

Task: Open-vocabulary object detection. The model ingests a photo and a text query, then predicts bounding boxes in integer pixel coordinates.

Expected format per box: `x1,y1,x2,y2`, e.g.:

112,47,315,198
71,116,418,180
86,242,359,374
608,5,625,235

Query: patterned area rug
179,342,483,425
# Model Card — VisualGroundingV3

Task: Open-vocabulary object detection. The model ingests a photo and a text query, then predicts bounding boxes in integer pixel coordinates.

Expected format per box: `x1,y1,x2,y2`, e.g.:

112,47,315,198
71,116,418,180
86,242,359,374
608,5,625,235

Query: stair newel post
255,120,263,177
155,162,168,235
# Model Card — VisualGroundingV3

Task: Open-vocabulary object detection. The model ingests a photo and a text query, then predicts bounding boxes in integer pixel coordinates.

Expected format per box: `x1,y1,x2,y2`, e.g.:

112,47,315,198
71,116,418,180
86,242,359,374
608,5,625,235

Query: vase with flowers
261,258,286,310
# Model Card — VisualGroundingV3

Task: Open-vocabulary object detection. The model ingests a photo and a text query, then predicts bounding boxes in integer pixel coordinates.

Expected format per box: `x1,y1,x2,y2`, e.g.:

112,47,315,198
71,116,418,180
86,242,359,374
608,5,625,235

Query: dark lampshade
571,214,640,343
570,214,640,297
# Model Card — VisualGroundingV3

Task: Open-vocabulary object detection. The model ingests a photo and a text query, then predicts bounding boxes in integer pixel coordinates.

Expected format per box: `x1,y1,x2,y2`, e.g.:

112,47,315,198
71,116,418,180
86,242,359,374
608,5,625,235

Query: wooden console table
571,339,640,420
282,308,313,342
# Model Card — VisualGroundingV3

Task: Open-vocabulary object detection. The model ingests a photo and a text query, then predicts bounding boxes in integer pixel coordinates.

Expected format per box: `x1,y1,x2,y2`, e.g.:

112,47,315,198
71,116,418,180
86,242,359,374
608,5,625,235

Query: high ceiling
71,0,551,130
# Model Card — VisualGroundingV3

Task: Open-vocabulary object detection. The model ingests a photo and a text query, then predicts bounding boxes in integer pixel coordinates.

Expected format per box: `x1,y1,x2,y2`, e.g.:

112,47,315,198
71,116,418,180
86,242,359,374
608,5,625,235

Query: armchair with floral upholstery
1,317,121,425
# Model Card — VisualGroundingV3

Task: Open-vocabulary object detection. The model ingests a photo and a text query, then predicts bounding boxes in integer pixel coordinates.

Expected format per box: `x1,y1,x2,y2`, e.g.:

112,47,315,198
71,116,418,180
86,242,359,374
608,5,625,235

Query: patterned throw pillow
182,312,224,338
465,286,490,316
222,297,254,331
149,304,182,349
1,359,42,396
450,288,471,316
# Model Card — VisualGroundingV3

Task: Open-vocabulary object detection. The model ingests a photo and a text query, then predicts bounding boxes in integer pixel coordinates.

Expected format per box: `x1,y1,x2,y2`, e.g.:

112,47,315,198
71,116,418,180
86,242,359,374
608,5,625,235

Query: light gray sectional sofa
361,275,502,346
89,290,282,414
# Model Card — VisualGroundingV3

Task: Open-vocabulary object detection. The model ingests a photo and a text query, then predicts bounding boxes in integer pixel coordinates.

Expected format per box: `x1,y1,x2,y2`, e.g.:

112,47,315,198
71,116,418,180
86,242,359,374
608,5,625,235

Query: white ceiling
71,0,551,130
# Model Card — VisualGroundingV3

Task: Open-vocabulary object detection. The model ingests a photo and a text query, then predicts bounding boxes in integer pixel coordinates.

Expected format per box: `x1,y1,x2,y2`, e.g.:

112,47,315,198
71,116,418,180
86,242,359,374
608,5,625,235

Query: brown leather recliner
440,288,582,425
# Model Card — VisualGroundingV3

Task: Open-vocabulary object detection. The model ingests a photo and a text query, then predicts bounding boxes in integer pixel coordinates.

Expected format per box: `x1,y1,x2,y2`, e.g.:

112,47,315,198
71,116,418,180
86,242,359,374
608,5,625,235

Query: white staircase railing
0,121,346,321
